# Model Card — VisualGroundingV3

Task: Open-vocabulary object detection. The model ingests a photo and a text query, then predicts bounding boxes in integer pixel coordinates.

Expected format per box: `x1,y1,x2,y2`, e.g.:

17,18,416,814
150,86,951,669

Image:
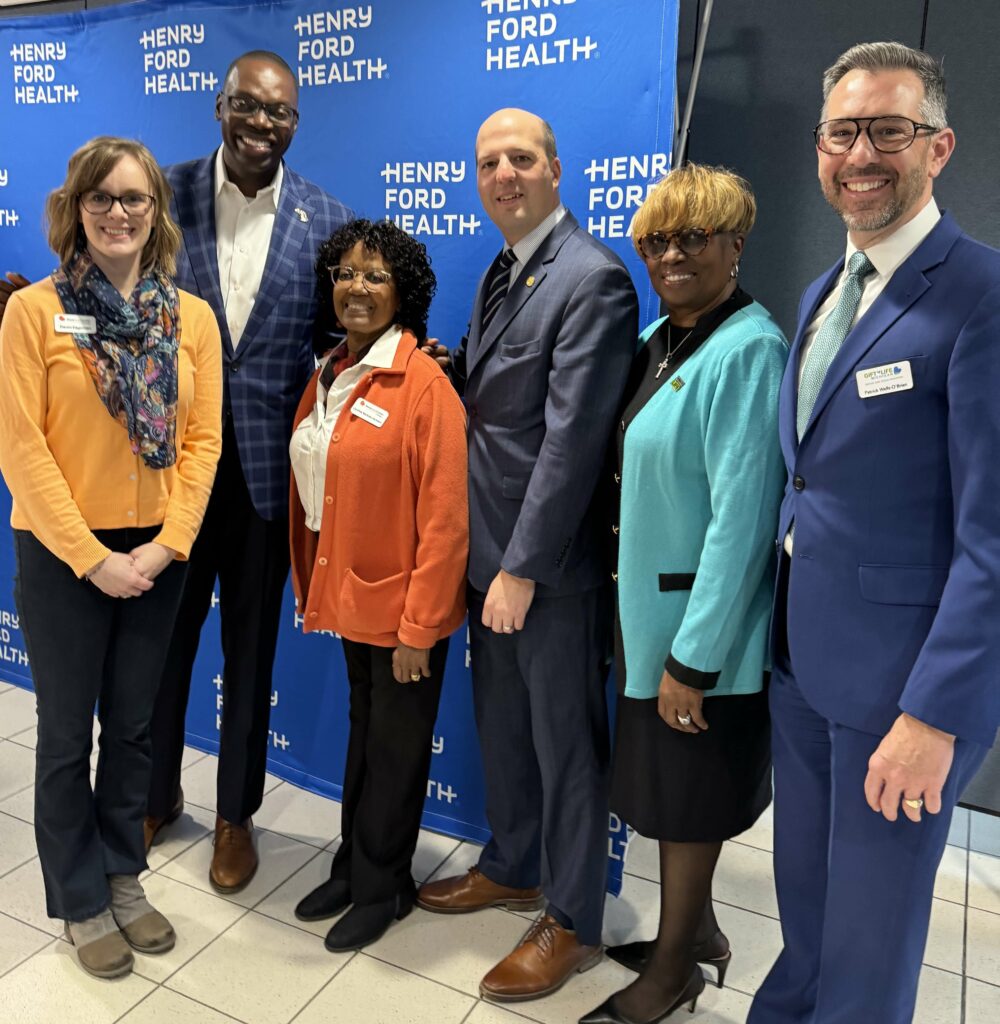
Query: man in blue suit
143,51,351,891
417,109,638,1002
750,42,1000,1024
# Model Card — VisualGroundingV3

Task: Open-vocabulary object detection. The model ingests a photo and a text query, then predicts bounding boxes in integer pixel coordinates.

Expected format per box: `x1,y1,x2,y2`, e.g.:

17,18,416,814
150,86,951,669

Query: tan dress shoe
209,816,258,893
143,788,184,853
417,866,544,913
480,915,602,1002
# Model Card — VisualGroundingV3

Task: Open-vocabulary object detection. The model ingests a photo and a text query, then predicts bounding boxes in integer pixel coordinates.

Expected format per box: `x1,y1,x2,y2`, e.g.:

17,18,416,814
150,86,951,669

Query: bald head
475,108,562,245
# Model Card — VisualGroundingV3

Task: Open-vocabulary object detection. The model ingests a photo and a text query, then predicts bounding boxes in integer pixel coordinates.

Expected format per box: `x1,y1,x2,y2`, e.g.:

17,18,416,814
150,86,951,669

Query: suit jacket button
793,475,806,491
230,362,240,374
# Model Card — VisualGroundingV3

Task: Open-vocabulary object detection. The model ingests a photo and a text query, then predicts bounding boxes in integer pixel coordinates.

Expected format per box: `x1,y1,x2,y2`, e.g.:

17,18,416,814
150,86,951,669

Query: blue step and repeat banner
0,0,678,891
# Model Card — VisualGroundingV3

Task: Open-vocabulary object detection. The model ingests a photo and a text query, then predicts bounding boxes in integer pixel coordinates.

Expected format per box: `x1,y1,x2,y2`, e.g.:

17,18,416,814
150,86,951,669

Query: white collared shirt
507,204,568,286
796,197,941,388
213,146,284,349
785,197,942,555
290,325,403,531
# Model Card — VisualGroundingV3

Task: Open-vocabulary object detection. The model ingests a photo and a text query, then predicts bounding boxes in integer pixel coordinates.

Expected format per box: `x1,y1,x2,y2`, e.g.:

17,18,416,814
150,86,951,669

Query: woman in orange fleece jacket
0,137,221,979
288,219,468,951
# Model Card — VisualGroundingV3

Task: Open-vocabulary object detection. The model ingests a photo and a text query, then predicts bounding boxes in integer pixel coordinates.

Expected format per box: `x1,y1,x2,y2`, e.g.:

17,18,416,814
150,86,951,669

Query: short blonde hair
632,163,756,254
46,136,181,277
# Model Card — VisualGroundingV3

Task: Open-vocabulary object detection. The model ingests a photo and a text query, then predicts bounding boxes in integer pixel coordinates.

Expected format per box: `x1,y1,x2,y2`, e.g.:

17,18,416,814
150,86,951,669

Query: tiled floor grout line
0,923,56,983
284,950,358,1023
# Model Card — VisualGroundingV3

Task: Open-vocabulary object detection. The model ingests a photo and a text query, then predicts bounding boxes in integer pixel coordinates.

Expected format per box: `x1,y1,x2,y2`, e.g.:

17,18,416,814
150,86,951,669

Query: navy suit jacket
453,211,638,595
779,212,1000,747
166,155,352,521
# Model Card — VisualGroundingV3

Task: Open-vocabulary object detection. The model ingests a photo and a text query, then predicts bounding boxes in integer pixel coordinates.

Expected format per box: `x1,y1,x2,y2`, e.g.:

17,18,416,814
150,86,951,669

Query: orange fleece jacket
289,331,468,648
0,278,223,577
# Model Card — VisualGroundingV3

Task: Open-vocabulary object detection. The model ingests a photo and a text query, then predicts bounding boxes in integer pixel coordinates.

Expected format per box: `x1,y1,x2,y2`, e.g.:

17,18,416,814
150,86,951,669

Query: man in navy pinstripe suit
418,109,638,1002
144,51,352,892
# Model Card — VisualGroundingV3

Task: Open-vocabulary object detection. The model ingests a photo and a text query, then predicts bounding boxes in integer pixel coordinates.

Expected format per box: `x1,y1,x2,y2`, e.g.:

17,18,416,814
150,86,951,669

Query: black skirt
610,684,772,843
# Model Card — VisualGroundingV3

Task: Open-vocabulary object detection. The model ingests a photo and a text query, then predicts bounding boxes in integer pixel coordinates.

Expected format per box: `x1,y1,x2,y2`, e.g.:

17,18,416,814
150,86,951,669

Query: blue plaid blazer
166,155,352,520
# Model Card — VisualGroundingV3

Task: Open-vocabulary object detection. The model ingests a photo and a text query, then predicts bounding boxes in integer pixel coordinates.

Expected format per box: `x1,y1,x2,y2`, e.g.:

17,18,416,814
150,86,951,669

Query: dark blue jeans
13,527,187,921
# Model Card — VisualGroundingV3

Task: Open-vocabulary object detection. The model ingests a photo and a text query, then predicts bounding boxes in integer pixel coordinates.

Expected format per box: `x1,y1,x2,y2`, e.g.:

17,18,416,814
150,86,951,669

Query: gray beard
824,164,926,235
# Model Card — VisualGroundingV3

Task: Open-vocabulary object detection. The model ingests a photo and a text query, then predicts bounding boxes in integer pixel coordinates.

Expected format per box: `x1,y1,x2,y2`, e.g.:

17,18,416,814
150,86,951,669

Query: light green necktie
797,250,876,440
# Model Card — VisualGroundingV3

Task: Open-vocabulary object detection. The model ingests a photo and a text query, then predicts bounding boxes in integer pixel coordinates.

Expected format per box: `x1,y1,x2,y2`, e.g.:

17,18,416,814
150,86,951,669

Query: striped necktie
796,250,876,440
481,248,517,331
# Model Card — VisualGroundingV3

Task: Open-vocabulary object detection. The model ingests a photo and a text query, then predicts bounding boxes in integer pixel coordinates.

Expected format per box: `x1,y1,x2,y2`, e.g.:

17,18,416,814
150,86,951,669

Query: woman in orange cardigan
288,219,468,951
0,137,221,979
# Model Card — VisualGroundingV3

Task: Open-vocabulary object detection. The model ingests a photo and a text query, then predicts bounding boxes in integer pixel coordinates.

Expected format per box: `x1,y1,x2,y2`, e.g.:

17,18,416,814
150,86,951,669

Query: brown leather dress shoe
143,788,184,853
480,914,603,1002
209,816,258,893
417,866,544,914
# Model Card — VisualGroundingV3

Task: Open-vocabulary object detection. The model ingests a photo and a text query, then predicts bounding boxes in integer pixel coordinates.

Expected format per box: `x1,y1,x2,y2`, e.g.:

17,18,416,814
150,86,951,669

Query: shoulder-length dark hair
315,218,436,340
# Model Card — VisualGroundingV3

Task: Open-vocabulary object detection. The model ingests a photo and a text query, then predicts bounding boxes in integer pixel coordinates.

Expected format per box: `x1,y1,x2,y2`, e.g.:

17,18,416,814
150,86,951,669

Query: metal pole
673,0,715,167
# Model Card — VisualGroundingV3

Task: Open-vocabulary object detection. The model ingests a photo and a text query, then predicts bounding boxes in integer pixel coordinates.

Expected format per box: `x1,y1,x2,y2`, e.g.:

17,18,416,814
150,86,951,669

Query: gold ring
410,672,421,681
903,798,924,810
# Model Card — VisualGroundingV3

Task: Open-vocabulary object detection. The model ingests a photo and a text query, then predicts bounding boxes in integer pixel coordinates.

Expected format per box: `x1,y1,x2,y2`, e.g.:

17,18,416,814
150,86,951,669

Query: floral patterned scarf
52,249,180,469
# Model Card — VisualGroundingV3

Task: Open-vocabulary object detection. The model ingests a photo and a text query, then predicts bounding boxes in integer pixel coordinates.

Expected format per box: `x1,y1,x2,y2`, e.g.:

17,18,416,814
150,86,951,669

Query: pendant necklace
655,322,695,378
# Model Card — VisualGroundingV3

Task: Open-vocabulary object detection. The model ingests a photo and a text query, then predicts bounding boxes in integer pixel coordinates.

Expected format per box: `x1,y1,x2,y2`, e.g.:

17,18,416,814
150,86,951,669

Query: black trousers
14,527,186,921
329,637,449,904
147,418,290,823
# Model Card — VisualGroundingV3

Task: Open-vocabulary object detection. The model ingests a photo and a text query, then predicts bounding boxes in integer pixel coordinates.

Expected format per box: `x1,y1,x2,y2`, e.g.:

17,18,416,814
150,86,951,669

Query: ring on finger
676,712,693,726
903,797,924,810
502,624,514,633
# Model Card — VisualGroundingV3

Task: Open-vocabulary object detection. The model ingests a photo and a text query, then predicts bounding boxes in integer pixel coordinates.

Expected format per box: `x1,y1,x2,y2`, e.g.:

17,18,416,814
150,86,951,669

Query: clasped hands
86,542,176,599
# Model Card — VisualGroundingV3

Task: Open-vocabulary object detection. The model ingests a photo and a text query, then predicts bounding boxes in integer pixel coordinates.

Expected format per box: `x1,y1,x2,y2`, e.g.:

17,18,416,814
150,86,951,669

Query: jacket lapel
238,166,313,353
175,156,232,354
799,214,960,441
467,212,578,378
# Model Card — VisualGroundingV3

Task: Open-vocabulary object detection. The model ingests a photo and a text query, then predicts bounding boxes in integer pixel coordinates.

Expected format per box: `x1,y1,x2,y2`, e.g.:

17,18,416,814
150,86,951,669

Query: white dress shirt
507,204,568,286
213,146,284,349
785,197,942,555
289,325,403,531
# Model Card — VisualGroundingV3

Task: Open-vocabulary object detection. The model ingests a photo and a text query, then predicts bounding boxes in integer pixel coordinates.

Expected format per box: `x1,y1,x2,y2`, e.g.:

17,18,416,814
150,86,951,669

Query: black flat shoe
606,932,731,988
578,966,706,1024
295,878,351,922
323,890,414,952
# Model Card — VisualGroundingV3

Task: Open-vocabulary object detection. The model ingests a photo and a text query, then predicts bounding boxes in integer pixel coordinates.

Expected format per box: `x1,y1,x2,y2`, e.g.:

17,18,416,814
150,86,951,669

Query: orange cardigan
0,278,222,577
289,331,468,648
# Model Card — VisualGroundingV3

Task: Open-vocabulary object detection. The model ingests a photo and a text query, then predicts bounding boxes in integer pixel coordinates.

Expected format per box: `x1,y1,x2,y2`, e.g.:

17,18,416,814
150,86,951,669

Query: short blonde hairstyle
46,136,182,277
632,163,756,254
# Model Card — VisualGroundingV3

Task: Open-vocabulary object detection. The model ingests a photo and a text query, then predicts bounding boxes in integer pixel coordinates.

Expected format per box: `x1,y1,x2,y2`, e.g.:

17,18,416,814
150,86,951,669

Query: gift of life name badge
53,313,97,334
856,360,914,399
351,396,389,427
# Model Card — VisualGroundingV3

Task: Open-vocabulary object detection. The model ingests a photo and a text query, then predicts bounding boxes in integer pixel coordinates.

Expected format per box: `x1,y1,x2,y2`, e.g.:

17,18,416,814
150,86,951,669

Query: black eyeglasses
814,116,941,154
637,228,713,260
330,266,394,290
224,93,298,126
78,191,155,215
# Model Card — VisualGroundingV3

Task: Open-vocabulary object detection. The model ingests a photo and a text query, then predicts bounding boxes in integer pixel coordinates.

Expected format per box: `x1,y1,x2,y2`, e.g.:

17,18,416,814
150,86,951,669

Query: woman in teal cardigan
581,165,787,1024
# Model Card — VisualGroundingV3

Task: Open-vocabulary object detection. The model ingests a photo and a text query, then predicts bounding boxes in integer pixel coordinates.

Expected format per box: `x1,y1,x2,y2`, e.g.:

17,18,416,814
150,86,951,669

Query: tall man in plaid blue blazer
417,109,638,1003
143,51,352,892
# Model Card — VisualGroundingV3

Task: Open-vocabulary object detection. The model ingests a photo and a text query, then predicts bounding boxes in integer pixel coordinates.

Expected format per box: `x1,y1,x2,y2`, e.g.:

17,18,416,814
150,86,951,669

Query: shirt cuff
665,652,720,691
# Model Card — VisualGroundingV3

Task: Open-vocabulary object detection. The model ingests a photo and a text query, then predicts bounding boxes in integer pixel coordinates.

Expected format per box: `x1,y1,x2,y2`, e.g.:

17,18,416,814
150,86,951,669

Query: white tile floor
0,683,998,1023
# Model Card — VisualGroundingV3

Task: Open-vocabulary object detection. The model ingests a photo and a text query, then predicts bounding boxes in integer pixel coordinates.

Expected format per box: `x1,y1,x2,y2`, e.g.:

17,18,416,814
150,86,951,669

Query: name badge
856,360,914,399
54,313,97,334
351,396,388,428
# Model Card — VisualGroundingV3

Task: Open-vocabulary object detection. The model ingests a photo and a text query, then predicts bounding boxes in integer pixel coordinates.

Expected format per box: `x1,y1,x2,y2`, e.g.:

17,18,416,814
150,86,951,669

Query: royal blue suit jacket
166,155,352,521
779,212,1000,747
452,211,638,595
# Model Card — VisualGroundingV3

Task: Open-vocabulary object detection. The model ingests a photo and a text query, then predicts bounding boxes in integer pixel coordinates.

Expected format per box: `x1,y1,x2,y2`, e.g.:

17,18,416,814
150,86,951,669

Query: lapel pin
525,275,535,287
670,376,685,392
294,207,309,223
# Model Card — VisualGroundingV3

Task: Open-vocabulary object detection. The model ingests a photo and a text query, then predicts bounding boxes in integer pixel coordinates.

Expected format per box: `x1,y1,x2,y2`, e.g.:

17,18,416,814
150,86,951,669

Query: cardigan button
309,611,318,618
325,495,333,505
318,557,328,566
331,432,340,443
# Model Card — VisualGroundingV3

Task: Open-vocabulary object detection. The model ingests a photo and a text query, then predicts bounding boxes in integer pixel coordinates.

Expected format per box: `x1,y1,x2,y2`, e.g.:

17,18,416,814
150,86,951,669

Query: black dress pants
330,637,449,904
14,526,186,921
147,419,290,823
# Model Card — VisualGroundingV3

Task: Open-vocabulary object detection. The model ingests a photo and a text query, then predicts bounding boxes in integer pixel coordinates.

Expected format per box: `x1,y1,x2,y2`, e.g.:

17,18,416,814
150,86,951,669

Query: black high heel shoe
578,966,706,1024
606,931,731,988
